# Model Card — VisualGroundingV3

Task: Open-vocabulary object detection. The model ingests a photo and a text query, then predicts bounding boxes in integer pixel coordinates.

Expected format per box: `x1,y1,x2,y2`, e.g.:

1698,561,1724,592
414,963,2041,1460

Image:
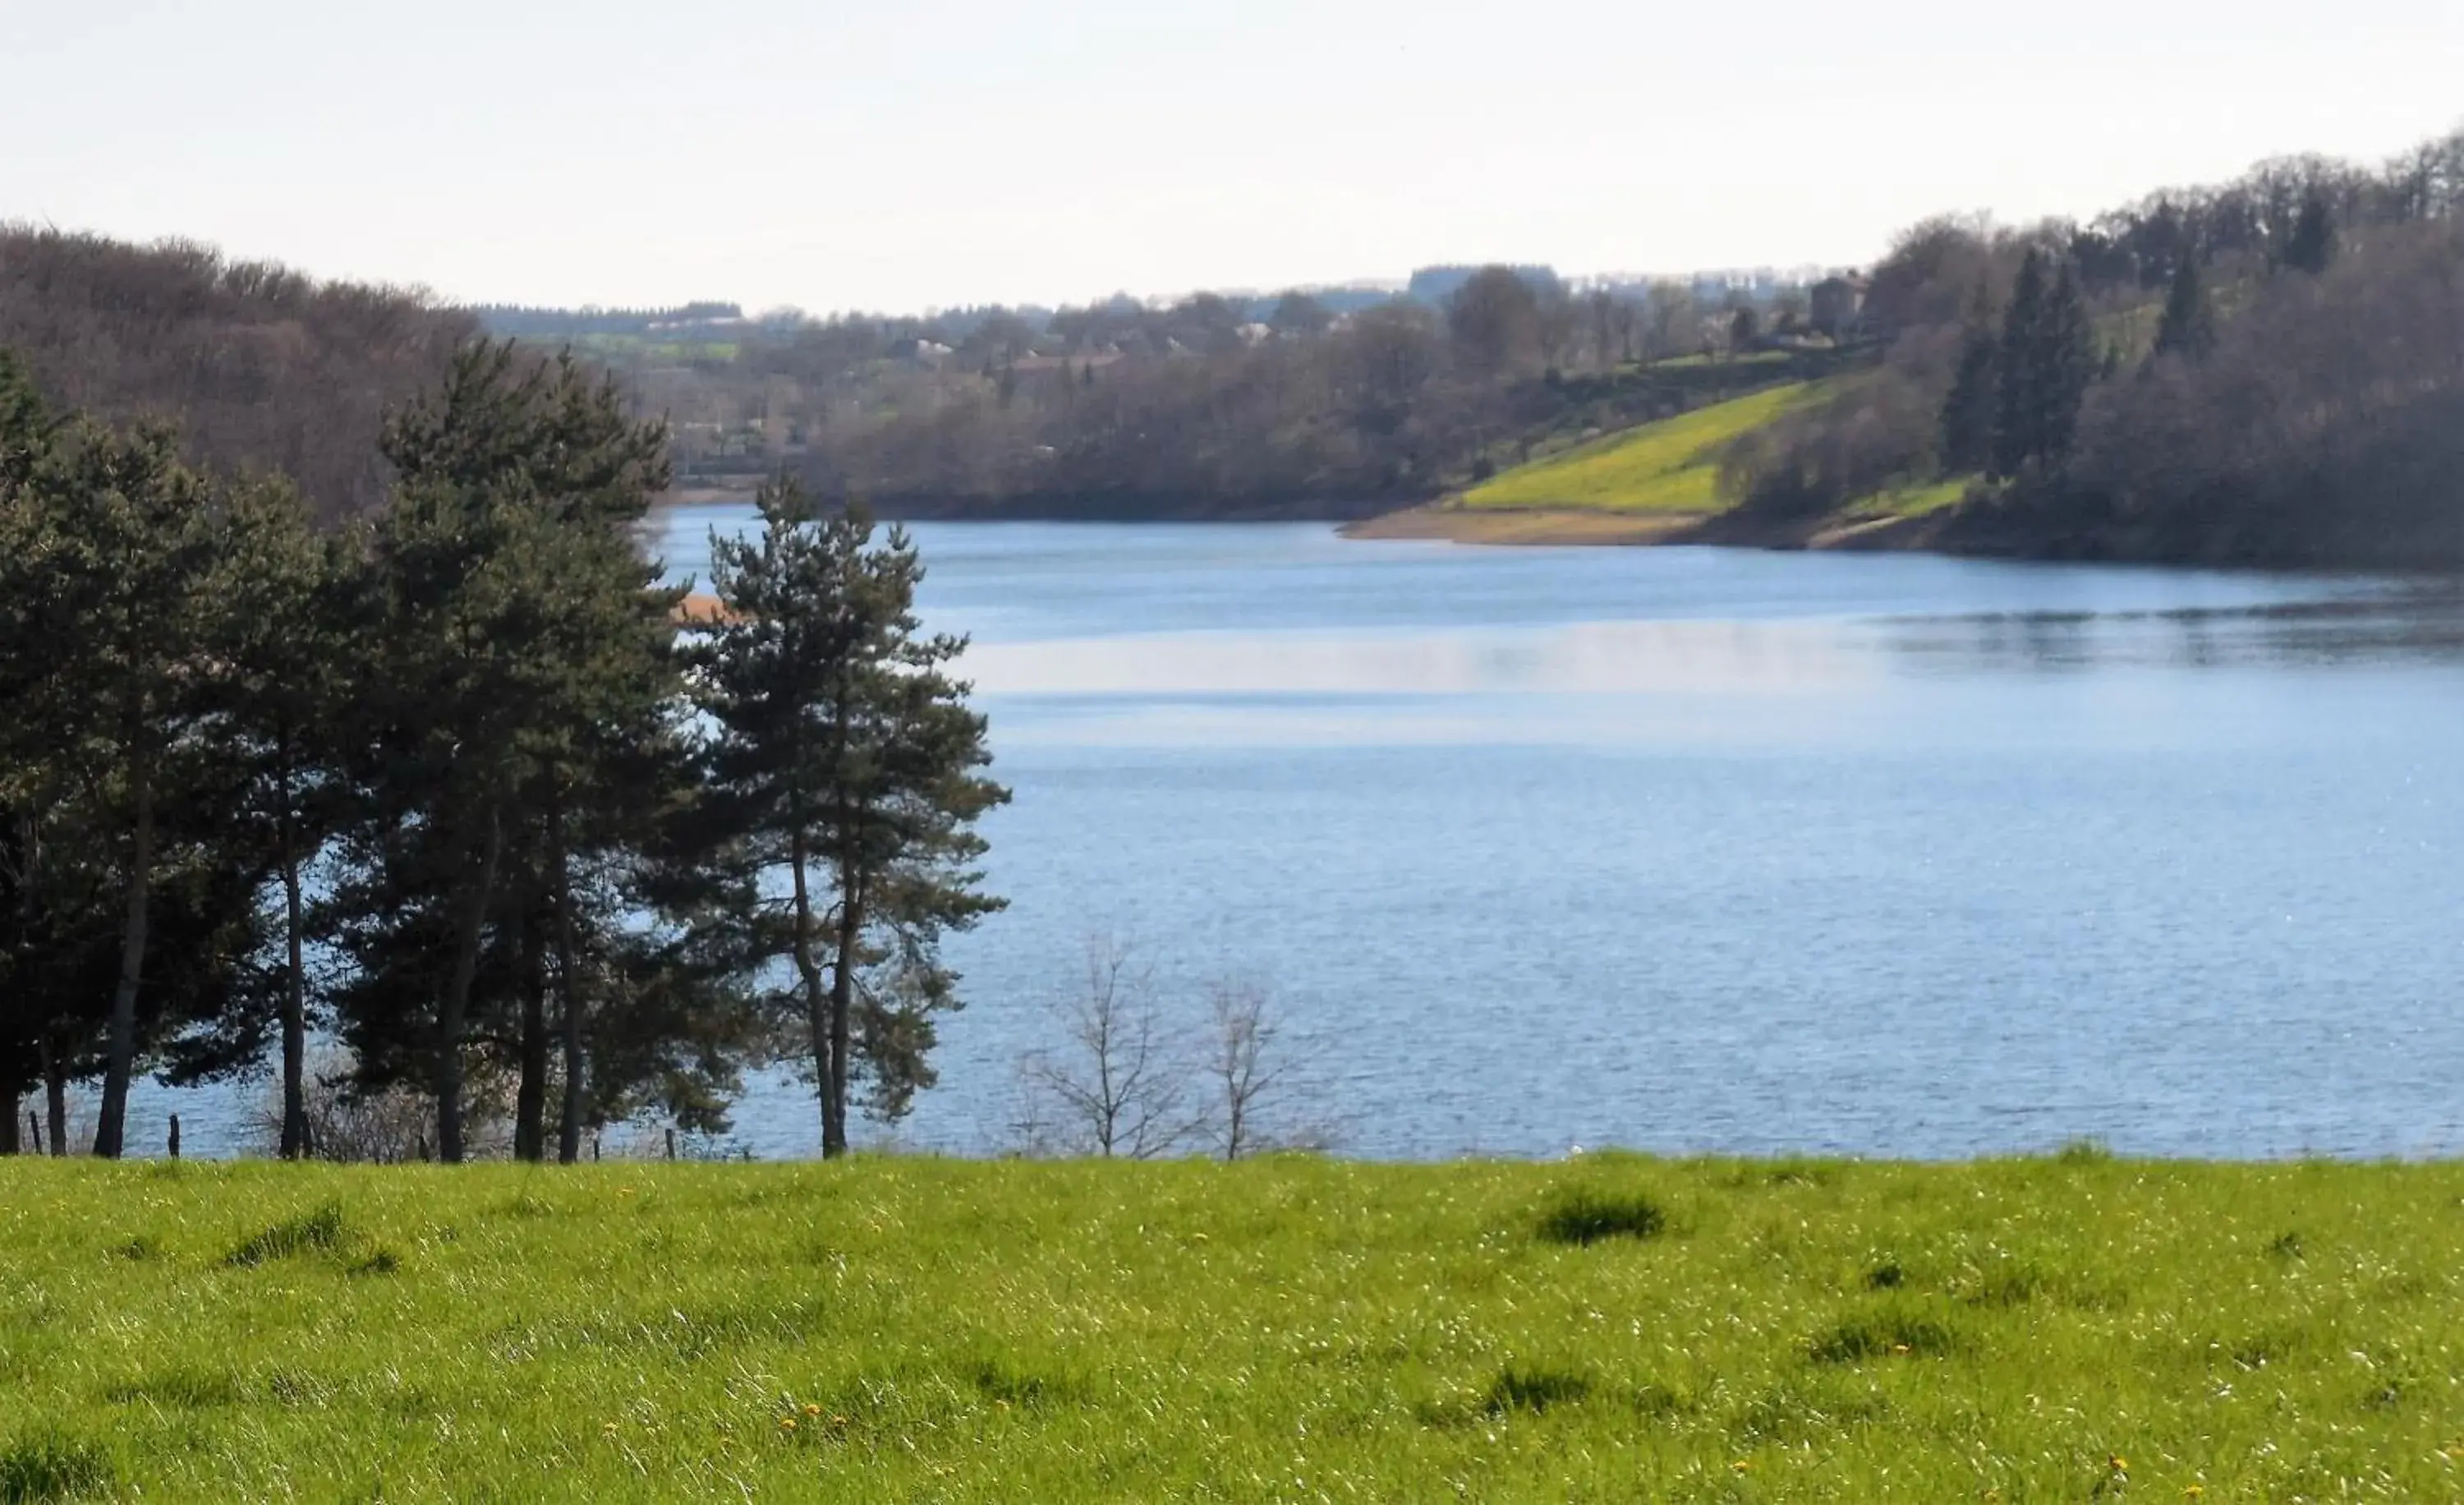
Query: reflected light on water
960,618,1875,698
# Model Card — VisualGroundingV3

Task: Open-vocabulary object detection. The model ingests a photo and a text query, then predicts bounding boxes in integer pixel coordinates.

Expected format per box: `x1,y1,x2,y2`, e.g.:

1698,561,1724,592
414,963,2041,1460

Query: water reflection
968,596,2464,702
1873,592,2464,674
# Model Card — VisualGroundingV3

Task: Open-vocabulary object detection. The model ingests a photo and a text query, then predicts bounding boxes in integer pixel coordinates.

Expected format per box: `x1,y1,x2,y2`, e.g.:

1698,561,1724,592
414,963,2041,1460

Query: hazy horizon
6,1,2459,315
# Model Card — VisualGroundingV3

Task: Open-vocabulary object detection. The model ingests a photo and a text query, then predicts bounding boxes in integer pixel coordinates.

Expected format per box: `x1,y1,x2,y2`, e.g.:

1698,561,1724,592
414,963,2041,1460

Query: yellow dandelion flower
2109,1455,2129,1472
802,1403,822,1417
1731,1459,1751,1472
2185,1485,2204,1499
779,1416,798,1432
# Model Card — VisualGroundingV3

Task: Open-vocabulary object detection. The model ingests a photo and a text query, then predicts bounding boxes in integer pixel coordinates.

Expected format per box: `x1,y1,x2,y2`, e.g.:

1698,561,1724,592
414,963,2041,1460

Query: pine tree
2151,255,2216,361
1989,251,2099,476
692,478,1008,1158
2036,262,2098,464
1938,284,1999,473
200,477,356,1157
2279,193,2338,276
335,340,676,1162
0,421,223,1156
1991,251,2049,478
0,349,54,1151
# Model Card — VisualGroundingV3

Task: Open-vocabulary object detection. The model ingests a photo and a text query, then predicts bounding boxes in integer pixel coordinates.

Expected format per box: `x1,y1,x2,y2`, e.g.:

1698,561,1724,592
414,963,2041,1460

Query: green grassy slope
1459,383,1824,513
4,1156,2462,1501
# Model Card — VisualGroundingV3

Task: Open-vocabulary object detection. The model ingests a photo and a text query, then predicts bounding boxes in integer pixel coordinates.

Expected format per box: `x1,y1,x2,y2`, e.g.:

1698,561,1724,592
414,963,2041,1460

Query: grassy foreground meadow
5,1156,2464,1502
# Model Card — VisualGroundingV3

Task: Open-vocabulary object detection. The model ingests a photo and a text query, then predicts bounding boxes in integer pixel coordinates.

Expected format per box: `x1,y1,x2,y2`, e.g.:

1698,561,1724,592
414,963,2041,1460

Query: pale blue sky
3,0,2456,313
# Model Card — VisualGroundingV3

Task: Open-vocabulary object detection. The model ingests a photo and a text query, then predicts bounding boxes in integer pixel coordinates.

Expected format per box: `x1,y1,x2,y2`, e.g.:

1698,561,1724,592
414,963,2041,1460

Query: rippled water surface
139,518,2464,1159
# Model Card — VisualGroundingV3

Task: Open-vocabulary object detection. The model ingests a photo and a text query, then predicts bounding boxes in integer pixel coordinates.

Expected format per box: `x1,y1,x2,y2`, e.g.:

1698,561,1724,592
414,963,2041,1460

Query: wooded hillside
1706,126,2464,568
0,228,476,521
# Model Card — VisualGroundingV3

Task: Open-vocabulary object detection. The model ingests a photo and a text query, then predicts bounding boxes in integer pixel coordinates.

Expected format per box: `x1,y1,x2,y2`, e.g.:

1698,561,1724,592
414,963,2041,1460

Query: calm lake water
137,516,2464,1160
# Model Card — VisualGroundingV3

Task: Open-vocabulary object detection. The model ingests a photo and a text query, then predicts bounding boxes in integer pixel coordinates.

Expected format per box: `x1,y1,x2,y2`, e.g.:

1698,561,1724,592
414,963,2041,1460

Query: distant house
1809,274,1869,338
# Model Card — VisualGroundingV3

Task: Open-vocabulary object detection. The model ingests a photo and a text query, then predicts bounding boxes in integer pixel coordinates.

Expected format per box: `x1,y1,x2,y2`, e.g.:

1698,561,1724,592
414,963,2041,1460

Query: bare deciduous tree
1204,978,1283,1162
1203,978,1339,1161
1015,937,1196,1159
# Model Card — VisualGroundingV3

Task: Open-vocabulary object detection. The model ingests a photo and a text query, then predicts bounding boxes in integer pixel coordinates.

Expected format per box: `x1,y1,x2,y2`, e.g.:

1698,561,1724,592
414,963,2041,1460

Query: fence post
168,1115,181,1159
665,1128,677,1162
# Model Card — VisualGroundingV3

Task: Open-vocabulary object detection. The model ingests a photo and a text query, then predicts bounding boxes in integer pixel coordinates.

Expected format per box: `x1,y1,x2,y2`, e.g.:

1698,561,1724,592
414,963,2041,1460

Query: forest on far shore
2,123,2462,568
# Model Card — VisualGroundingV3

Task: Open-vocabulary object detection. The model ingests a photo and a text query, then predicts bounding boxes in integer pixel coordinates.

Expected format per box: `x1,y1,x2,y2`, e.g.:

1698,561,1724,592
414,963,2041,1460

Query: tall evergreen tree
1938,283,2000,474
0,349,55,1151
333,340,683,1162
0,398,275,1158
201,477,357,1157
1991,251,2098,477
2152,255,2216,361
0,421,222,1156
2036,262,2099,465
692,478,1008,1158
2279,193,2338,275
1992,251,2050,478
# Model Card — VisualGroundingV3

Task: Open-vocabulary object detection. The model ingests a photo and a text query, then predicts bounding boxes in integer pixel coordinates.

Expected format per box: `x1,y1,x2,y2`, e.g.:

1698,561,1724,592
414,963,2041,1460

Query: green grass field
1847,476,1976,520
5,1156,2462,1501
1460,384,1823,513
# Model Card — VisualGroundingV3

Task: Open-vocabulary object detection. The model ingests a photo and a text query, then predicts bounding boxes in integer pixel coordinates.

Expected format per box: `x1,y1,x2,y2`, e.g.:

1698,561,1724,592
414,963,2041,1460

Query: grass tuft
224,1203,346,1268
347,1248,401,1277
1483,1365,1593,1415
101,1369,241,1410
1538,1190,1667,1246
0,1434,113,1503
1808,1309,1964,1365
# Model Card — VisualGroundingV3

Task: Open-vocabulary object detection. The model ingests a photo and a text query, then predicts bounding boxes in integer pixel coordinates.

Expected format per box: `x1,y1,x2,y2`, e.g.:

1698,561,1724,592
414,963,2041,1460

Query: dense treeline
0,343,1003,1162
1719,126,2464,567
0,227,476,522
631,265,1790,512
471,301,745,340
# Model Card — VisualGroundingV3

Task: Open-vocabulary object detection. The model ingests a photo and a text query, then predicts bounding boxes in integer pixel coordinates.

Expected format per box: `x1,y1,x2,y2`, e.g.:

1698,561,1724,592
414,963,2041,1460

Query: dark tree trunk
786,812,838,1156
0,1097,17,1155
513,895,546,1163
94,761,154,1159
278,757,310,1160
550,787,585,1166
825,889,859,1162
821,688,856,1162
436,804,503,1165
42,1033,67,1158
8,815,31,1158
